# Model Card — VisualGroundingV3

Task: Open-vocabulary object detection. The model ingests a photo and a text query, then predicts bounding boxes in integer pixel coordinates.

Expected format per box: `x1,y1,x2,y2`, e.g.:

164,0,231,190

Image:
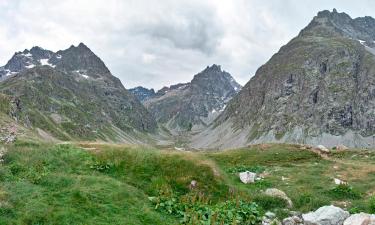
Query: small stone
265,211,276,219
239,171,256,184
189,180,197,189
282,216,303,225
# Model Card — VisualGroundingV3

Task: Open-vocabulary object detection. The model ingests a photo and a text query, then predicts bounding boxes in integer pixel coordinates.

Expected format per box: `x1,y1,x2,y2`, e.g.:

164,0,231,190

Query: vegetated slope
192,9,375,149
143,64,241,131
0,43,157,142
1,141,375,224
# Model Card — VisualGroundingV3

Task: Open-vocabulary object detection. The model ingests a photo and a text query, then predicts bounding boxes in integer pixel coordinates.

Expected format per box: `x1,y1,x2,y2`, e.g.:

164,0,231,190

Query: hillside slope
192,9,375,149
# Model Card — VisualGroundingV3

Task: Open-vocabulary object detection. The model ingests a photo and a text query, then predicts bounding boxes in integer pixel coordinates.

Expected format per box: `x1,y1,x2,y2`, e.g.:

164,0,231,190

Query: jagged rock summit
192,9,375,149
143,64,241,131
0,43,157,143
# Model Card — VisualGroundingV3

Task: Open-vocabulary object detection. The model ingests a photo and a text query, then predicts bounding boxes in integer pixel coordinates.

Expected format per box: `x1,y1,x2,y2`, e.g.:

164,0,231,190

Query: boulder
282,216,303,225
316,145,330,153
343,213,375,225
264,188,293,208
302,205,350,225
336,144,349,151
239,171,256,184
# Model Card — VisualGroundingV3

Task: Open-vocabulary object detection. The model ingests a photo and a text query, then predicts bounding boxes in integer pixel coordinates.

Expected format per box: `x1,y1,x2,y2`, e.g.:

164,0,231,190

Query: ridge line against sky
1,0,375,90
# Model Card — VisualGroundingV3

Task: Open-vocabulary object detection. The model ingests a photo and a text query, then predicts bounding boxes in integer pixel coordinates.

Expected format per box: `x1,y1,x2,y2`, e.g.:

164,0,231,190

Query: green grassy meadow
0,141,375,224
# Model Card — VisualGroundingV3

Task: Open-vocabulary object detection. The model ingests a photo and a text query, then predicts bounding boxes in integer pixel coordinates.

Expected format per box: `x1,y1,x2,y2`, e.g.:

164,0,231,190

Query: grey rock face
203,9,375,149
144,64,241,131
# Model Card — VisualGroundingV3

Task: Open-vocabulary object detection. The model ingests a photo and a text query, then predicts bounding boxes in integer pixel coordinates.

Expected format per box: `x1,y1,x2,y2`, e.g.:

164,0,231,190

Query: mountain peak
204,64,222,73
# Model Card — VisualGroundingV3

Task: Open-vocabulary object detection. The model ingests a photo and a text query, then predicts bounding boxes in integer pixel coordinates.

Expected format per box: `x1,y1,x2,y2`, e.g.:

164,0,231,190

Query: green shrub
149,190,262,225
253,195,287,209
326,184,361,200
369,196,375,213
89,161,113,173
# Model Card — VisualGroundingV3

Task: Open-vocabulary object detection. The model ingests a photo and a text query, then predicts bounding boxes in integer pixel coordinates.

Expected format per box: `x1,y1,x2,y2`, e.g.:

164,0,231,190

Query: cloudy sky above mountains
1,0,375,89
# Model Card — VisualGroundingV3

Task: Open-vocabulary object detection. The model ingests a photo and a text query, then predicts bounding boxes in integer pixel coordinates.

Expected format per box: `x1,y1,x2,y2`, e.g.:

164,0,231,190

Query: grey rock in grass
282,216,303,225
239,171,256,184
302,205,350,225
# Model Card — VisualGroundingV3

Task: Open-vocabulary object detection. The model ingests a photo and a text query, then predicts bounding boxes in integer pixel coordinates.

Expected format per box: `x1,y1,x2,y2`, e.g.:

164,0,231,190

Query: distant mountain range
130,64,241,132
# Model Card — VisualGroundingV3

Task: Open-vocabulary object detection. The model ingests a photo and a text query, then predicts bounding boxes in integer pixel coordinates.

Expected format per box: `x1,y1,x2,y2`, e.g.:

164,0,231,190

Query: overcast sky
1,0,375,89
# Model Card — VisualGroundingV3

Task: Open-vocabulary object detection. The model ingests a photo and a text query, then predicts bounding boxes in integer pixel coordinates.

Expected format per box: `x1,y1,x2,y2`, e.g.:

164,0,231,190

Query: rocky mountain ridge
192,9,375,149
0,43,157,143
143,64,241,131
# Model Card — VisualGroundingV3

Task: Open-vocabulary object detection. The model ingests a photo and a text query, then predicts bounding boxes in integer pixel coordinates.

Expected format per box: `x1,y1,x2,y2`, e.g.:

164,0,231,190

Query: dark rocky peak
29,46,54,60
0,46,57,79
191,64,241,93
301,9,375,43
128,86,156,102
54,42,110,76
315,8,352,22
156,83,189,96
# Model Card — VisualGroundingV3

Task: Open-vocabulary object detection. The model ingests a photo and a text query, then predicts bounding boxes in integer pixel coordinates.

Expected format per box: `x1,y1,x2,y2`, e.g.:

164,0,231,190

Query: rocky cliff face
144,65,241,131
0,43,157,142
192,9,375,149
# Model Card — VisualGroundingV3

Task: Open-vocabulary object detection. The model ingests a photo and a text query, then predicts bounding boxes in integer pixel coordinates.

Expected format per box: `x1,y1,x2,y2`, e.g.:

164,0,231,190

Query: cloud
1,0,375,89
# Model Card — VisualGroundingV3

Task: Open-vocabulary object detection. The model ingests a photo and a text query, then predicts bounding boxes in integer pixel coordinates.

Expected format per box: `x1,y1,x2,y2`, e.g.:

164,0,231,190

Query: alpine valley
1,8,375,225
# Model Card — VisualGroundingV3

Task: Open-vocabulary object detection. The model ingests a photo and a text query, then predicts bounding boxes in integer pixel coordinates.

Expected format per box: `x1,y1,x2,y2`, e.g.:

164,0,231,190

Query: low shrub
252,195,287,209
326,184,361,200
149,190,262,225
369,195,375,213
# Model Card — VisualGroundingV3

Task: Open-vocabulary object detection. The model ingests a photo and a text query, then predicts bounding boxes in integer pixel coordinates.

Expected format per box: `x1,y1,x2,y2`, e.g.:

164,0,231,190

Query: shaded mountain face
192,9,375,149
128,86,156,102
0,43,157,142
144,65,241,131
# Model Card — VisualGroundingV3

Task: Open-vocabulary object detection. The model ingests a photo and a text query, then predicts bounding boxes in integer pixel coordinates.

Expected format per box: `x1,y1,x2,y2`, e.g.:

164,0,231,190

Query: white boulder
239,171,256,184
302,205,350,225
343,213,375,225
316,145,330,153
336,144,349,151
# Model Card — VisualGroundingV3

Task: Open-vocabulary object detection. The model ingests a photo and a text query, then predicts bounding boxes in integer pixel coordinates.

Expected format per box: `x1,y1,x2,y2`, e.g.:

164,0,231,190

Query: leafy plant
149,190,262,225
89,161,113,173
369,195,375,213
326,184,361,200
252,195,287,209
